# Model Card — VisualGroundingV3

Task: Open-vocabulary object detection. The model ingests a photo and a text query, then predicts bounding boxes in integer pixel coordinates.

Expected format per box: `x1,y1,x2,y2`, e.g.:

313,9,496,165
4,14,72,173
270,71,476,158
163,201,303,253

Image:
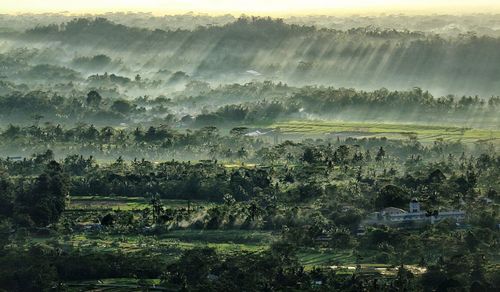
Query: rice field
68,196,210,211
298,249,355,267
27,230,273,257
270,120,500,144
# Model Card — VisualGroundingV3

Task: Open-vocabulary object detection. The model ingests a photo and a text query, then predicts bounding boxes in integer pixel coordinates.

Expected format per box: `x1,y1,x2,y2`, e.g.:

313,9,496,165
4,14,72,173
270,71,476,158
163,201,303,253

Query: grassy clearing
158,229,275,245
298,249,355,268
30,232,364,268
66,278,162,291
68,197,211,211
270,120,500,144
68,196,149,210
26,230,273,256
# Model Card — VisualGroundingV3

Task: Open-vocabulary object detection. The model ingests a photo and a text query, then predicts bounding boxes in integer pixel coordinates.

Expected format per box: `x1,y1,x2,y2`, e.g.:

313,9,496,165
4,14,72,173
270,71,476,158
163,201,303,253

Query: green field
23,194,451,289
30,231,363,268
270,120,500,144
31,230,272,254
298,248,355,267
62,197,355,268
68,196,211,211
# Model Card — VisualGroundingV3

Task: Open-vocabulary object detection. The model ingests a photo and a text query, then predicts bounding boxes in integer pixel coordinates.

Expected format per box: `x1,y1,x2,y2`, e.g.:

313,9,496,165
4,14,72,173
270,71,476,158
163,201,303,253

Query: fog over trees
2,15,500,95
0,11,499,292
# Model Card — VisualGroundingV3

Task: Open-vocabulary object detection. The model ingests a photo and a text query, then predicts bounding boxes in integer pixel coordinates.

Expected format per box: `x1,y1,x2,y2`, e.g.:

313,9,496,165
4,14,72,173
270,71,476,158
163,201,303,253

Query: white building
364,199,465,225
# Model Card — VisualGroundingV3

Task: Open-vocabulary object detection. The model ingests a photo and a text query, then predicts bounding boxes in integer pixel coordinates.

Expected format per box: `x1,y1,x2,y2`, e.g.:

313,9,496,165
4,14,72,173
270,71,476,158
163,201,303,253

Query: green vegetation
68,197,210,211
271,120,500,144
0,11,499,292
1,137,498,290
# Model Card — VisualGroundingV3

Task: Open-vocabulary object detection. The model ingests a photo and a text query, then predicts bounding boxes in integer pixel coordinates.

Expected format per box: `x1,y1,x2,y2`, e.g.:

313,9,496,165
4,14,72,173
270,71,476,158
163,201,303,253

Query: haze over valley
0,2,499,291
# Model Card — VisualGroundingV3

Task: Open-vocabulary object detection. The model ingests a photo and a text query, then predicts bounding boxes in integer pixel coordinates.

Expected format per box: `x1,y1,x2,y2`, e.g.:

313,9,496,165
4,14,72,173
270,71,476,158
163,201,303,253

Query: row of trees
1,83,499,127
1,139,497,229
0,161,68,227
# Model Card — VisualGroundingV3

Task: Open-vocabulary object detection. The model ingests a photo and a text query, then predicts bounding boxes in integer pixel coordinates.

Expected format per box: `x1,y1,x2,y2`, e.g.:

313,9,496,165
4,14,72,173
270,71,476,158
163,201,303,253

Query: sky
1,0,500,16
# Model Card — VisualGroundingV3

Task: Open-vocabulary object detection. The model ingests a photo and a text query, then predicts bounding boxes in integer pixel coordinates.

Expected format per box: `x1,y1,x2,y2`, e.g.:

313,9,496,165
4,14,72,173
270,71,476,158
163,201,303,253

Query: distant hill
2,16,500,95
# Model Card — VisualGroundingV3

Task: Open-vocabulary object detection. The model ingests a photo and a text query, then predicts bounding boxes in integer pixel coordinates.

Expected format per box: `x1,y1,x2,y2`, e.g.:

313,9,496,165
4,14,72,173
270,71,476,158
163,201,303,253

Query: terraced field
298,249,355,267
68,196,211,211
270,120,500,144
31,230,273,255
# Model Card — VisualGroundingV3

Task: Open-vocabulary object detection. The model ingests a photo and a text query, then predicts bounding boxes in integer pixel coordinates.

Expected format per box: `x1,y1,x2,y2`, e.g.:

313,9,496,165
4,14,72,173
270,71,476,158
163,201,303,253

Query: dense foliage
0,12,499,292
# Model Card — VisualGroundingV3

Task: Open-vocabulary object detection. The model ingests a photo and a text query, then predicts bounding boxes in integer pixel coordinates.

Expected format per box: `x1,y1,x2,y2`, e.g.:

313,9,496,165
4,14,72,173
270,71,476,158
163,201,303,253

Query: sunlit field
271,120,500,144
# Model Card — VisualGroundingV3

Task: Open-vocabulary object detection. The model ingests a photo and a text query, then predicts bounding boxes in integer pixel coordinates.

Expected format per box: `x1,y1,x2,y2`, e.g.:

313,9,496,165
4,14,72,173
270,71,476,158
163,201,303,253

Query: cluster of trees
0,123,265,161
8,17,500,94
71,54,113,70
0,90,138,125
0,160,68,227
2,154,273,203
1,239,498,291
291,86,500,113
2,84,498,128
0,136,498,290
191,85,500,126
1,138,497,229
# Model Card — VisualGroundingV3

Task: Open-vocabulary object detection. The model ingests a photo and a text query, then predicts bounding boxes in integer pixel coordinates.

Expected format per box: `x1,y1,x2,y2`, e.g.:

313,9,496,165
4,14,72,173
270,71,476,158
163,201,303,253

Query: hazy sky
2,0,499,16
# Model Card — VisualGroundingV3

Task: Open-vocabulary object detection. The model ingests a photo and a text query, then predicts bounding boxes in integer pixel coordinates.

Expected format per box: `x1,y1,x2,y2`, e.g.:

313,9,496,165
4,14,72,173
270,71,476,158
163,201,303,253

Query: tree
165,247,219,288
376,146,386,162
230,127,249,137
302,147,316,164
111,99,132,114
336,145,350,164
420,265,448,291
0,247,59,291
101,213,115,226
150,194,163,224
14,161,69,227
394,265,415,291
237,147,248,160
465,231,480,252
86,90,102,108
0,174,15,219
33,149,54,165
375,185,410,209
2,124,21,139
0,219,13,254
